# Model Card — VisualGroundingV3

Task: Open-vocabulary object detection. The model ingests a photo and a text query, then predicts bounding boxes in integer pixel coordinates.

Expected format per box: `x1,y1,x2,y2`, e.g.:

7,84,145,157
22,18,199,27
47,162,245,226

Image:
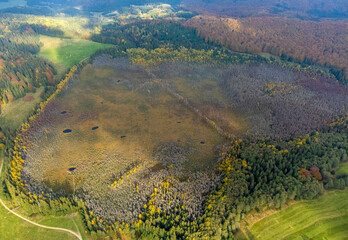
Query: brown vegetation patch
21,57,224,223
23,96,35,102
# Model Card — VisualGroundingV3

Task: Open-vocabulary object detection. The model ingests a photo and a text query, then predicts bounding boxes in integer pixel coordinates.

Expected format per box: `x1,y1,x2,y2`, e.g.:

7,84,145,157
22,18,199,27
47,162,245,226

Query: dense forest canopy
0,17,56,108
182,0,348,19
185,15,348,82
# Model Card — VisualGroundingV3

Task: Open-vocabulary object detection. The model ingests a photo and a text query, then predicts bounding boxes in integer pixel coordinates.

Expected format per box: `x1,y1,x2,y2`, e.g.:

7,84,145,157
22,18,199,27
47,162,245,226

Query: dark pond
177,122,181,123
200,141,205,144
121,136,126,139
63,129,72,133
101,102,103,104
61,111,67,114
92,126,99,130
68,167,76,172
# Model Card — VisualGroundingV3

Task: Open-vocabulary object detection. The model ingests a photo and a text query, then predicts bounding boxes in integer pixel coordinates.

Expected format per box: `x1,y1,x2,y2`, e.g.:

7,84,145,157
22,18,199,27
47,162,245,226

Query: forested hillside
0,17,56,106
185,15,348,82
182,0,348,20
90,21,214,50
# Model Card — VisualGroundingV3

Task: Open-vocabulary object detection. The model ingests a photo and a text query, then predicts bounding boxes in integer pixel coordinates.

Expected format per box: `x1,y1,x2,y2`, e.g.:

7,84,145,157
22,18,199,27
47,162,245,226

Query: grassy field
245,189,348,240
336,162,348,177
0,204,79,240
0,87,44,131
38,35,113,75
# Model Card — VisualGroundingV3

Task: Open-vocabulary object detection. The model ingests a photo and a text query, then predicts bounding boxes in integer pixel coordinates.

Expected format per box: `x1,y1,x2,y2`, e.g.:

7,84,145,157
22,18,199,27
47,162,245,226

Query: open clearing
246,189,348,240
336,162,348,177
38,35,113,75
0,203,79,240
22,57,224,222
0,87,44,130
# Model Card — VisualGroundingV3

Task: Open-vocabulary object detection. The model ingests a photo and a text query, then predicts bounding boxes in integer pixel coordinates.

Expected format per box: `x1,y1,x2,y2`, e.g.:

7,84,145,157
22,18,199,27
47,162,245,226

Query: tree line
0,17,56,112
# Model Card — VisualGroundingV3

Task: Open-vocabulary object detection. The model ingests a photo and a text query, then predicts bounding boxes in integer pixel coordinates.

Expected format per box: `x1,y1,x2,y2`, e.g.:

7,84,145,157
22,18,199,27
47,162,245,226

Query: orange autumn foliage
185,15,348,79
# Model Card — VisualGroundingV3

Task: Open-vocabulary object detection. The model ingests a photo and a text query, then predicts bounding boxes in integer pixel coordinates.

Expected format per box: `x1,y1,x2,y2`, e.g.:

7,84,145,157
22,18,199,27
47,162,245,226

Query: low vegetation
0,204,78,240
247,189,348,239
20,57,222,224
38,35,113,74
0,87,43,130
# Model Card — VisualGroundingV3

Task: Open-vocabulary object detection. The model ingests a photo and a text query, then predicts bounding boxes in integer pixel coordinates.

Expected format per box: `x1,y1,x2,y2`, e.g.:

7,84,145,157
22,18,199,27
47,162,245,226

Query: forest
0,17,56,111
185,15,348,83
0,4,347,240
182,0,348,20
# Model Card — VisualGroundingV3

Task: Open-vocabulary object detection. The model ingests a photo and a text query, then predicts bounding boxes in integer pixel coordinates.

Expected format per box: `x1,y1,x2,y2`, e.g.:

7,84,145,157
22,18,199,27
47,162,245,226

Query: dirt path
145,71,234,139
0,157,83,240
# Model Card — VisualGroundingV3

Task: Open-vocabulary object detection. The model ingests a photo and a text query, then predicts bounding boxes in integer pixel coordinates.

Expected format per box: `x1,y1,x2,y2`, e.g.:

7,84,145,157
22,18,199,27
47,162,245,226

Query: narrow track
0,157,82,240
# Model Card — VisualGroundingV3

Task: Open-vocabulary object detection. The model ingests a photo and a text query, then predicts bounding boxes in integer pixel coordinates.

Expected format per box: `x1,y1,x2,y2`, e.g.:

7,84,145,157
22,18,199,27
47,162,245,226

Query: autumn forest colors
0,0,347,240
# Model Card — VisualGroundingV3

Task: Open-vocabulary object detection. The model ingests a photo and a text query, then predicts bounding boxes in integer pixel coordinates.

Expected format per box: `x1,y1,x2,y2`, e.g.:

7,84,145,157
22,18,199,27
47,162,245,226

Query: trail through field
0,157,82,240
145,71,233,138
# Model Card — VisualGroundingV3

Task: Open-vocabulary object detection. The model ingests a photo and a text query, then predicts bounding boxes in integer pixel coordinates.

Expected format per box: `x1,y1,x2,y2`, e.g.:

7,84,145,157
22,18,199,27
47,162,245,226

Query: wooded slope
185,15,348,81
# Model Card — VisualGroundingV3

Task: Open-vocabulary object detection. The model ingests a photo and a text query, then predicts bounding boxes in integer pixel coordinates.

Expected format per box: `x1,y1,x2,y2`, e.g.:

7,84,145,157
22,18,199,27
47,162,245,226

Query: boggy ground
153,62,348,139
21,55,348,223
21,57,224,222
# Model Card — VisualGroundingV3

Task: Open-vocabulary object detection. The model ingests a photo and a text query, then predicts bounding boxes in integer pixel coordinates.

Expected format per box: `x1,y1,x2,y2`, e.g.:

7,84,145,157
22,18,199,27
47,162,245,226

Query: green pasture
38,35,113,75
247,189,348,240
0,204,79,240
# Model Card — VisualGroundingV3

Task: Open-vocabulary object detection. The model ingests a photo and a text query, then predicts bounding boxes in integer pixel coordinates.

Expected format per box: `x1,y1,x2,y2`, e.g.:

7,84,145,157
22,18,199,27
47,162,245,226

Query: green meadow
38,35,113,75
0,205,76,240
247,189,348,240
